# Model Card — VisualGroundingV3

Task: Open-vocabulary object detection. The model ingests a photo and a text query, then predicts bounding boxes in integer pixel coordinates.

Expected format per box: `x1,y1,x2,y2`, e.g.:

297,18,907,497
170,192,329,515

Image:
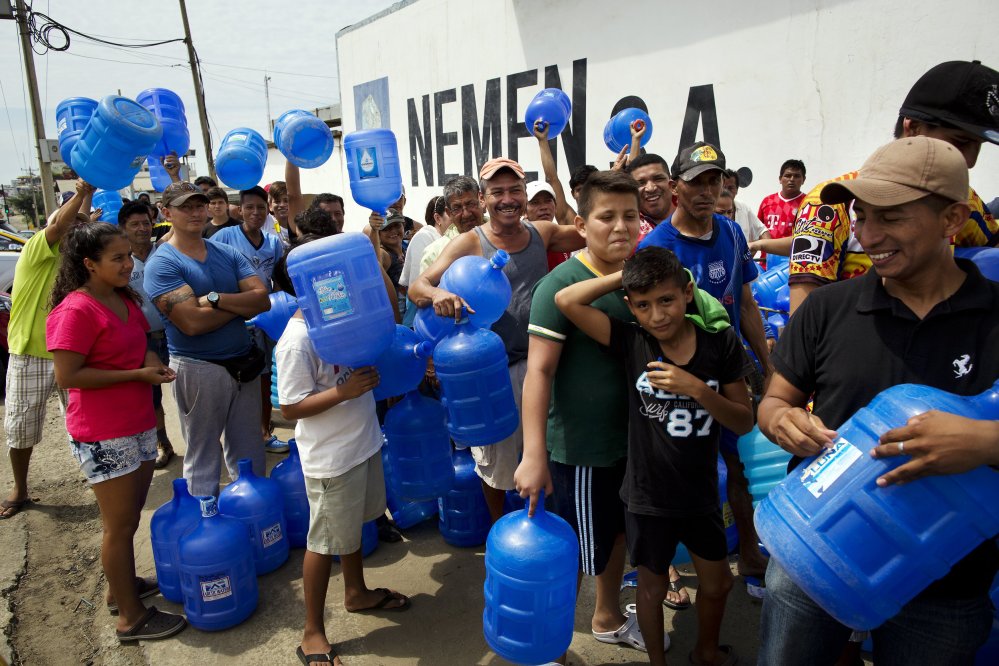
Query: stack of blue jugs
438,448,492,547
273,109,334,169
382,439,438,530
756,379,999,630
136,88,190,192
150,478,202,603
218,459,289,575
69,95,163,191
270,439,310,549
736,425,793,507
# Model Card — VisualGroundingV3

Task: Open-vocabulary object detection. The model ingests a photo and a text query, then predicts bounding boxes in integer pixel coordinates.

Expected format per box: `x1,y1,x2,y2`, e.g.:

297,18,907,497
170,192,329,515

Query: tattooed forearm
155,290,195,315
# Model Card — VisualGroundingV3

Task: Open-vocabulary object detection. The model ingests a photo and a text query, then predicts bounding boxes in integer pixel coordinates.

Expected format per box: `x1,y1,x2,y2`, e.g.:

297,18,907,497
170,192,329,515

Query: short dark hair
136,192,151,202
569,164,599,191
118,201,151,226
194,176,217,188
443,175,479,207
310,193,344,210
205,186,229,202
622,246,689,294
296,207,339,237
268,181,288,201
780,159,806,178
626,153,670,177
240,186,268,204
424,195,445,226
577,170,640,219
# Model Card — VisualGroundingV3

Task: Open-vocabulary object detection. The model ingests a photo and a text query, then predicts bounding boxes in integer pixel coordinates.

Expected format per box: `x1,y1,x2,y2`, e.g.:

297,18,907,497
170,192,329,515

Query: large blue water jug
438,251,512,329
91,189,123,224
273,109,334,169
373,326,434,400
766,253,790,273
270,439,309,549
55,96,97,163
332,521,379,561
216,127,268,190
603,108,653,153
383,392,454,501
218,459,289,575
382,443,438,530
146,158,173,193
956,246,999,282
751,262,790,313
756,380,999,630
286,232,396,366
135,88,190,158
249,291,299,342
150,478,201,603
413,306,456,346
433,321,519,447
438,449,492,547
524,88,572,138
178,496,258,631
484,491,579,664
343,129,403,214
70,95,163,191
736,426,793,507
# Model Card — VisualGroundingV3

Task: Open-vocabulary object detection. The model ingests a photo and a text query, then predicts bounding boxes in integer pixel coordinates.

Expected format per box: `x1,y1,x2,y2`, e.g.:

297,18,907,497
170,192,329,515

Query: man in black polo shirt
757,136,999,664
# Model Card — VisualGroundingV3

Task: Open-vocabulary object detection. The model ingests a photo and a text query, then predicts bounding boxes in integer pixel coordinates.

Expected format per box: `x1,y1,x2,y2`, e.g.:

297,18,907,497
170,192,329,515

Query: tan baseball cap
161,181,210,207
820,137,968,206
479,157,525,181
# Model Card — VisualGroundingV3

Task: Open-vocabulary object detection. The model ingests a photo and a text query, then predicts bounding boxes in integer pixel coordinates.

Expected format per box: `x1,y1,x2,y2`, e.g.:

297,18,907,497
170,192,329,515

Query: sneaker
154,442,174,469
265,434,290,454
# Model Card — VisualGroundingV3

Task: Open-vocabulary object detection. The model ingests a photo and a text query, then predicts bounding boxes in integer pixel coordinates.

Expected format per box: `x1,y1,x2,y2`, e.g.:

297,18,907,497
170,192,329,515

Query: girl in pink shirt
46,222,186,643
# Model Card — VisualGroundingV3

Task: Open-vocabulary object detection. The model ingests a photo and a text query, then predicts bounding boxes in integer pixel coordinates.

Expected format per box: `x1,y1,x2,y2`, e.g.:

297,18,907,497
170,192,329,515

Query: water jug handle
490,250,510,270
969,379,999,419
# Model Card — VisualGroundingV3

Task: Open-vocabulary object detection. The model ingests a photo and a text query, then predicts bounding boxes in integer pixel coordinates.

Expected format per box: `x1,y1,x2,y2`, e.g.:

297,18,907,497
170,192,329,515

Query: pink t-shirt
46,291,154,441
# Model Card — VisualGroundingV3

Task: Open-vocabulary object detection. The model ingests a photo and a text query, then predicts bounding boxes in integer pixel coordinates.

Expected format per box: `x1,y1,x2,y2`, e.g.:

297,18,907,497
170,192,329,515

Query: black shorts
549,458,626,576
625,508,728,576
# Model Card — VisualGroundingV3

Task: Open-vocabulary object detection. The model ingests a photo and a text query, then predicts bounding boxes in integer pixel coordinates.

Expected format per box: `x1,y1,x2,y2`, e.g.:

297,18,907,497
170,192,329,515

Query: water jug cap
490,249,510,270
199,496,218,517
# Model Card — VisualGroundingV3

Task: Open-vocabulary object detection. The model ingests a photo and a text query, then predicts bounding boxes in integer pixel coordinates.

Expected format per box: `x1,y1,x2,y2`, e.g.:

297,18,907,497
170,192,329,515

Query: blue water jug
383,392,454,501
273,109,335,169
146,158,173,193
766,253,790,273
55,96,97,164
382,443,439,530
484,491,579,664
135,88,190,158
603,108,653,153
373,326,434,400
150,478,201,603
343,129,403,214
956,246,999,282
438,251,512,329
438,448,492,547
756,380,999,630
91,189,123,224
736,426,793,507
270,439,309,549
70,95,163,191
286,232,396,366
218,458,289,575
333,520,379,561
751,262,790,311
413,306,456,346
178,496,258,631
433,321,519,447
502,489,523,515
216,127,268,190
249,291,299,342
524,88,572,138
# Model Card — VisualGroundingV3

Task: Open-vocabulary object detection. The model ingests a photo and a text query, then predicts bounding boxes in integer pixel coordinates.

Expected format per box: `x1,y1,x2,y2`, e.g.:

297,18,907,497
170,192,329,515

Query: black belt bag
208,344,266,384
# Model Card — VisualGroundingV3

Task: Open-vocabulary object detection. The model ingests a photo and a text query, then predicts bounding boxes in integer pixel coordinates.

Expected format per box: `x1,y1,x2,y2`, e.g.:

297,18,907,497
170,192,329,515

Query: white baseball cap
526,180,556,202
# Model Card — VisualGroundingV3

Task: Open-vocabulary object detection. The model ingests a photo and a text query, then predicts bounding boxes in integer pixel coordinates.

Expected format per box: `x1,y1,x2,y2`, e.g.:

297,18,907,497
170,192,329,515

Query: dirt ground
0,392,785,666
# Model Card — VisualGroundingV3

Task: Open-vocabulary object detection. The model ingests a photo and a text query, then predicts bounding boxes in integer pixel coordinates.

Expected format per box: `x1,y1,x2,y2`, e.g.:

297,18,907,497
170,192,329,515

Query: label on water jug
57,118,68,134
199,573,233,601
130,155,146,169
313,272,354,321
358,147,379,179
261,522,283,547
799,438,862,499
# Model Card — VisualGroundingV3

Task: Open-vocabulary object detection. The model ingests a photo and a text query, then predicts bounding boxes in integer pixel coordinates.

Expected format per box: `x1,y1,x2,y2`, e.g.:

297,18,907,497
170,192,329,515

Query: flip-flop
593,604,671,653
108,577,160,614
116,606,187,642
688,644,739,666
0,498,32,519
297,645,339,665
347,587,410,613
663,578,692,611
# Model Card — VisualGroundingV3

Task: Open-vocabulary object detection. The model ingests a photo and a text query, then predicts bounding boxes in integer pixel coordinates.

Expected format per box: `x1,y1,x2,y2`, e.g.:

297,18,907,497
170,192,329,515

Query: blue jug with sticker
438,250,512,329
70,95,163,191
438,448,492,547
344,129,403,215
273,109,334,168
286,232,395,366
270,439,309,549
383,391,454,501
382,442,438,530
55,96,98,163
524,88,572,138
150,478,201,603
756,379,999,630
218,459,289,575
603,108,653,153
737,426,793,507
178,496,258,631
373,326,434,400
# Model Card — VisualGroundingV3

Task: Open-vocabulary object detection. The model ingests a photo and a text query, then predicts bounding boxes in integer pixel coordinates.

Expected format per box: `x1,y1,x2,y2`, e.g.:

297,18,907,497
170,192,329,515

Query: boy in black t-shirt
555,246,753,666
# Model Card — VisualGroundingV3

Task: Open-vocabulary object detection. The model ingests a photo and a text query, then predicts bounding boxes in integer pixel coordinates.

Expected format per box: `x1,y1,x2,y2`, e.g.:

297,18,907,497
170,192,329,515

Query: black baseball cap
671,142,726,181
899,60,999,145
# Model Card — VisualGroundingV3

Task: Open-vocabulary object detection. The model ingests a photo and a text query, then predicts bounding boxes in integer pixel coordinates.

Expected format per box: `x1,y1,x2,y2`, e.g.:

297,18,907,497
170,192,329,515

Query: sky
0,0,399,186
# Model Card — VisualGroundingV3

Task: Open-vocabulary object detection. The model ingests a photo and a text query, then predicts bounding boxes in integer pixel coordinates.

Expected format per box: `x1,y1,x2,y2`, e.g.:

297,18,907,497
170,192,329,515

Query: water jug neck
490,250,510,270
237,458,255,479
172,478,190,505
969,379,999,419
413,341,434,359
532,489,546,516
198,496,218,518
288,438,298,458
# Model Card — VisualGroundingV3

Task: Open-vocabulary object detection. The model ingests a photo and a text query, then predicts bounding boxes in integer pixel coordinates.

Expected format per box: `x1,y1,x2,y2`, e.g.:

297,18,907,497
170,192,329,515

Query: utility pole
14,0,56,219
264,74,273,139
178,0,215,179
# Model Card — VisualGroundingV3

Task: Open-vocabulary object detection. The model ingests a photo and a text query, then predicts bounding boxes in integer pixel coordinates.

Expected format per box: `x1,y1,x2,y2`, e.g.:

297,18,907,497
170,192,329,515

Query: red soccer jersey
757,191,806,239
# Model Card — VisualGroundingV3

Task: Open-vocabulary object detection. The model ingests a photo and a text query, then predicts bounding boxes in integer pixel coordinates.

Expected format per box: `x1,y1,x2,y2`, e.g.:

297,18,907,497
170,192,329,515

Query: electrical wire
20,3,185,55
0,78,26,171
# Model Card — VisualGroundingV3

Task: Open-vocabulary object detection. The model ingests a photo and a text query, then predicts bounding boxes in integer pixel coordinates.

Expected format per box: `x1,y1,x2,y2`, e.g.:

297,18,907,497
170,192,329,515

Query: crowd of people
2,58,998,666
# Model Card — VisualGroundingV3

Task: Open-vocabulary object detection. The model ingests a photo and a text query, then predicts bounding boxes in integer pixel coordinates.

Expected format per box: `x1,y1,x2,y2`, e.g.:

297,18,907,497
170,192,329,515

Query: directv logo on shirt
359,148,379,179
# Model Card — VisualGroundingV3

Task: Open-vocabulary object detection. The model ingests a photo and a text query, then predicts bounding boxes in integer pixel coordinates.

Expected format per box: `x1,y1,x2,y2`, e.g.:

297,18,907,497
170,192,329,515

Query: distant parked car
18,229,38,239
0,229,26,294
0,291,10,399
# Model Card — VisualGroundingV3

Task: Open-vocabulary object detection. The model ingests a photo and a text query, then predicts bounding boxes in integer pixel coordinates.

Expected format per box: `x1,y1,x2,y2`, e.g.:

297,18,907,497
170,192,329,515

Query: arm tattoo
155,290,195,315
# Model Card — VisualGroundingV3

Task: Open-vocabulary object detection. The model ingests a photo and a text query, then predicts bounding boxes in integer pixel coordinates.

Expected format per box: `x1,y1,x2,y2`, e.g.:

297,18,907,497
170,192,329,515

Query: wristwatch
207,291,220,309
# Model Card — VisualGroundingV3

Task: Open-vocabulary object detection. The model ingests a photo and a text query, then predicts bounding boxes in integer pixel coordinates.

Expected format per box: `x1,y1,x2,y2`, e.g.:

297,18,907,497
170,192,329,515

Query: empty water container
70,95,163,191
135,87,190,158
344,129,403,214
751,262,790,313
756,379,999,630
737,426,793,507
146,157,173,193
218,459,289,575
438,448,492,547
270,439,309,549
332,520,379,561
383,391,454,501
178,496,258,631
484,491,579,664
382,443,438,530
273,109,335,168
150,478,201,603
92,189,123,225
373,326,434,400
216,127,268,190
524,88,572,138
55,96,97,164
286,232,396,367
433,321,519,447
413,306,457,346
604,108,653,153
956,246,999,282
438,250,512,329
249,291,299,342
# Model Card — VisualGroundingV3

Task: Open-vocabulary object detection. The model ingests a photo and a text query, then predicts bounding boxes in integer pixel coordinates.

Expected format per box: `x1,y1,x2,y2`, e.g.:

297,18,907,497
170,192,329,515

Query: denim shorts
70,428,158,484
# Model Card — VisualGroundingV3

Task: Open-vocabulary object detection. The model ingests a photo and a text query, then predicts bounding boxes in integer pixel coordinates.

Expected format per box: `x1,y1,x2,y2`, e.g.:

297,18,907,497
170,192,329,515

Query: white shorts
304,451,387,556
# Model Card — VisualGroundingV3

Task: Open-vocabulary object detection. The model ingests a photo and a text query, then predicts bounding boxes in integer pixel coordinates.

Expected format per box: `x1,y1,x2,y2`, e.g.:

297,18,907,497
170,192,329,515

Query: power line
56,50,182,69
21,5,185,55
0,78,26,171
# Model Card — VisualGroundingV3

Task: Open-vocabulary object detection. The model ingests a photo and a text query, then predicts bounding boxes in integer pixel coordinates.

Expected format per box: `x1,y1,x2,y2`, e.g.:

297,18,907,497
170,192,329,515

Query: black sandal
297,645,339,665
663,578,692,611
116,606,186,642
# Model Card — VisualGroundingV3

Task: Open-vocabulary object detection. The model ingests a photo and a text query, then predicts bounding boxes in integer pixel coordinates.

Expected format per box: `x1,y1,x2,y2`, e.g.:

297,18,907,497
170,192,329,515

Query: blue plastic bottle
756,380,999,630
270,439,309,549
433,321,519,447
956,246,999,282
286,232,396,367
343,129,403,214
438,448,492,547
215,127,268,190
438,250,512,329
413,306,456,346
146,158,173,193
751,262,790,313
736,426,793,507
383,391,454,501
382,443,439,530
150,478,201,603
524,88,572,137
218,459,289,575
55,96,97,163
248,291,299,342
332,521,379,561
603,108,653,153
70,95,163,191
178,496,258,631
501,489,522,515
135,88,190,158
373,327,434,401
483,491,579,665
91,189,123,224
273,109,335,169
